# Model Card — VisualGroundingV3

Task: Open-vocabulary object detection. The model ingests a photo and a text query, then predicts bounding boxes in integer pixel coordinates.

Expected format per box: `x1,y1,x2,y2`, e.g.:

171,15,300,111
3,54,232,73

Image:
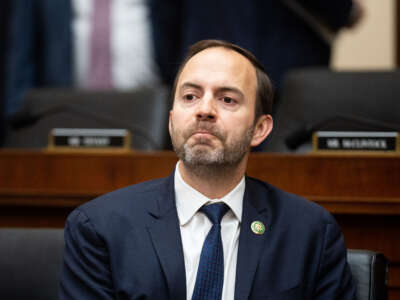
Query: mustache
183,122,225,141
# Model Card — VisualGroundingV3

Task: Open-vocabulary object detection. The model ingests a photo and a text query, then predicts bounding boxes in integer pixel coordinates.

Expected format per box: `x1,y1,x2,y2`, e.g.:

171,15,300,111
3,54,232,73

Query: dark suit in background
4,0,72,117
4,0,355,117
150,0,354,91
4,0,161,118
150,0,356,152
0,0,12,145
60,173,355,299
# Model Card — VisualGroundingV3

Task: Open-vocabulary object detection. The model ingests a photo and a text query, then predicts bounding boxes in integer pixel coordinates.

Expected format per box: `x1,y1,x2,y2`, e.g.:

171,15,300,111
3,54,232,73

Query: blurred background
1,0,399,152
332,0,395,70
0,0,399,152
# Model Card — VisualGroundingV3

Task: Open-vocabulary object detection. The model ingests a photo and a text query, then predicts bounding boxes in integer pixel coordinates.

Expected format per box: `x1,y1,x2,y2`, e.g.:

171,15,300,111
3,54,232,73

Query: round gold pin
251,221,266,235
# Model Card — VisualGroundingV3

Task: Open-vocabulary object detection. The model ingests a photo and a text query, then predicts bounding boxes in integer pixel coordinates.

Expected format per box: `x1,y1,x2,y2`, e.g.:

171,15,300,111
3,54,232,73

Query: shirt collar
174,161,244,226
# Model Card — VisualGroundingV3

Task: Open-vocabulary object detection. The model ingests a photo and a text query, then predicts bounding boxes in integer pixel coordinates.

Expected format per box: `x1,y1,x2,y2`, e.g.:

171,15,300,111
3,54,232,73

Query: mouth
193,131,215,137
187,130,218,146
183,123,224,142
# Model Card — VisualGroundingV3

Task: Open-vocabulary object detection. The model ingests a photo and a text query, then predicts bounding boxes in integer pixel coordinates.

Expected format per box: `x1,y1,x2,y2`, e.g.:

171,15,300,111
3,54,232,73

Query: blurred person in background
150,0,363,151
151,0,363,108
3,0,161,118
0,0,11,145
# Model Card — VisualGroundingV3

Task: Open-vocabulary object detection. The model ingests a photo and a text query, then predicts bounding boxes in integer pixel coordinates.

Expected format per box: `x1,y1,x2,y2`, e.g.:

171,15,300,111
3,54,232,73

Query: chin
183,145,224,165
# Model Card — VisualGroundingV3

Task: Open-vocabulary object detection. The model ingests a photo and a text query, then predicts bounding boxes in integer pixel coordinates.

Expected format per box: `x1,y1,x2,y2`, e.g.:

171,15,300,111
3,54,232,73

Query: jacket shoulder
246,176,336,225
69,176,171,228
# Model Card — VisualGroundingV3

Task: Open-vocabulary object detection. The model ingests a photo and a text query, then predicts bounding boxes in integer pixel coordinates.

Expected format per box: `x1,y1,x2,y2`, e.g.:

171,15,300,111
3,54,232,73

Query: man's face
169,47,266,168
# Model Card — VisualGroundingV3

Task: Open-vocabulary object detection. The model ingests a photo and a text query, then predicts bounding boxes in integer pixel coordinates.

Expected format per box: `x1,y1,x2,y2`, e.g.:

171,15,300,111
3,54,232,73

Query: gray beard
172,124,254,178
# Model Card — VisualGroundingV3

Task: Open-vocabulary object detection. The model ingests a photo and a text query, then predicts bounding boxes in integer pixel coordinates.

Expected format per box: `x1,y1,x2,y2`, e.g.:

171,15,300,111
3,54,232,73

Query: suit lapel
235,177,271,300
147,174,187,300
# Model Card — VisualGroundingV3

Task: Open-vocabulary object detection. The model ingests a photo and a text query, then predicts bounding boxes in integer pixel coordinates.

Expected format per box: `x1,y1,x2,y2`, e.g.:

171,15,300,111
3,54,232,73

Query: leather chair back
4,86,171,150
265,68,400,152
347,249,389,300
0,228,64,300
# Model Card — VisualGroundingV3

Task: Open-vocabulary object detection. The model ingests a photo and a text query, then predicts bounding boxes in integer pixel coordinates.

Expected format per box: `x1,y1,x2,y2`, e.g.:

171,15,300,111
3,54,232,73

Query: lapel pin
251,221,266,235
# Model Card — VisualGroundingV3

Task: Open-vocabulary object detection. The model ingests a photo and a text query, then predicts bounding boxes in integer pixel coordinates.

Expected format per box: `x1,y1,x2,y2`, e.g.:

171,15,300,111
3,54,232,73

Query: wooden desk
1,150,399,298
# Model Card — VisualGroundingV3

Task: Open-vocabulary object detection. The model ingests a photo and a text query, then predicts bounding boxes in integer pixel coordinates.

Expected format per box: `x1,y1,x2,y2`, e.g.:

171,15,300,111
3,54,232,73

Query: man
59,40,356,299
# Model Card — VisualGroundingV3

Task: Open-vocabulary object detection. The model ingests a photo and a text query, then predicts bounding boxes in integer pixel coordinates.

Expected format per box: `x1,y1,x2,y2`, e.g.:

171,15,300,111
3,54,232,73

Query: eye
183,94,197,101
221,97,235,104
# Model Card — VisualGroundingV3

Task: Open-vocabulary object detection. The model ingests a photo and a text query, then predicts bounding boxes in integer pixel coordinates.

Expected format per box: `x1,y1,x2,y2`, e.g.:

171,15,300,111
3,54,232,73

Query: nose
196,95,216,122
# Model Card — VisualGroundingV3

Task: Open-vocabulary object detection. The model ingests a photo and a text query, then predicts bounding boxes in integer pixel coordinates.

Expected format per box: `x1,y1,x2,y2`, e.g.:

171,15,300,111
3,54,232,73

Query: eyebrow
179,82,202,91
217,86,245,99
179,82,245,98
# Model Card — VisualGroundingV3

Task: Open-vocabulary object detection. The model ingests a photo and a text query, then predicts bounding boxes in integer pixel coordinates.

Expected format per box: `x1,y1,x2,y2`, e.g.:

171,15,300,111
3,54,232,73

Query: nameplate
313,131,399,153
48,128,130,150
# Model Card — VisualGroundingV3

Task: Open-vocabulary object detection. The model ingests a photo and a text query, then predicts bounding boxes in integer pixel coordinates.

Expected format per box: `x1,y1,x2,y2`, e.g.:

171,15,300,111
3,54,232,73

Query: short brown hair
171,39,274,119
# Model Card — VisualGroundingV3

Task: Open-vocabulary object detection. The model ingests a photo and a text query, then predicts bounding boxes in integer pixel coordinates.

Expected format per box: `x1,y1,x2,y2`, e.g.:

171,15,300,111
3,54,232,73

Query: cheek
221,111,253,133
170,112,191,138
172,116,187,133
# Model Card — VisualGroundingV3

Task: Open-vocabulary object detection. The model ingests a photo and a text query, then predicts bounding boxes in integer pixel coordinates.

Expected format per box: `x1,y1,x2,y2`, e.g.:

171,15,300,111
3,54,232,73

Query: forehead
176,47,257,96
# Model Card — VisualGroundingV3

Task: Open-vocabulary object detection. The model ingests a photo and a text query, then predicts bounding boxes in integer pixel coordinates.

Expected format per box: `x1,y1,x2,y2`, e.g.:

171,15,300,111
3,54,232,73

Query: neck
178,155,248,199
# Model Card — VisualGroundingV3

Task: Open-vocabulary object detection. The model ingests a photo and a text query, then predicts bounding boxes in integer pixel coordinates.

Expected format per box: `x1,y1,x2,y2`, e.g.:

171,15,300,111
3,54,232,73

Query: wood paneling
390,290,400,300
390,263,400,288
2,150,399,212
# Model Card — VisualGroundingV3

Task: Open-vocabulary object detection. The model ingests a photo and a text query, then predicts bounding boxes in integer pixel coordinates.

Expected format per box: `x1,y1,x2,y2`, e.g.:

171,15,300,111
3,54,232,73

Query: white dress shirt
174,162,244,300
71,0,161,89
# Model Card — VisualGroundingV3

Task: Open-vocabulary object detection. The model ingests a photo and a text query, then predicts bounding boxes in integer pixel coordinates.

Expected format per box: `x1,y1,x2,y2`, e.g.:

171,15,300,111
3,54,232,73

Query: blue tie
192,203,230,300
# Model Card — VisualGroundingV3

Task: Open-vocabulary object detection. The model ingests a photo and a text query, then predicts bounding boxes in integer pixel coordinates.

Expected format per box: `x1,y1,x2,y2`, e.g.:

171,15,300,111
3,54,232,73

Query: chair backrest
347,249,389,300
0,228,64,300
264,68,400,152
4,86,171,150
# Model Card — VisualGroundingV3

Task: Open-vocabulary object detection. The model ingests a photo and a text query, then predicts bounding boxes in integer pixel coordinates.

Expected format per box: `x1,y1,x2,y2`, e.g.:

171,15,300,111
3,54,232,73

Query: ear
250,114,273,147
168,110,173,137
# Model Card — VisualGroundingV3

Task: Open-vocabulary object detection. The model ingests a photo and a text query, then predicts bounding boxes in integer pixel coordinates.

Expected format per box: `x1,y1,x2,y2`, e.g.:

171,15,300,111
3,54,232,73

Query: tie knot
200,203,229,225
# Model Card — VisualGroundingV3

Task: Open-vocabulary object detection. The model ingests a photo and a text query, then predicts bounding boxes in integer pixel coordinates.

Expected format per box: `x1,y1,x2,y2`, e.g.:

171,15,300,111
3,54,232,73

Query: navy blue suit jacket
59,173,356,299
150,0,354,90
